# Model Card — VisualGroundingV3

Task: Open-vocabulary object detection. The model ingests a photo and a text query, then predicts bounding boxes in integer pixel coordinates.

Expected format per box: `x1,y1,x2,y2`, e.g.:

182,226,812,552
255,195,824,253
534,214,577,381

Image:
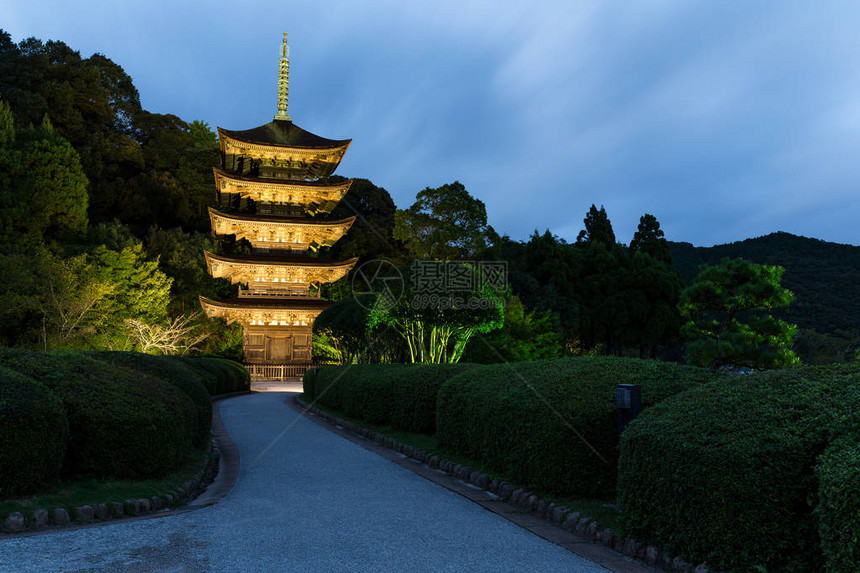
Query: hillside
670,232,860,336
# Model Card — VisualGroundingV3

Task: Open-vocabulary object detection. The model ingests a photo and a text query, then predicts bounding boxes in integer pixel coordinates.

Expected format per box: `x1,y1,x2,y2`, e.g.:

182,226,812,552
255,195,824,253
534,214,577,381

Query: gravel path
0,392,606,572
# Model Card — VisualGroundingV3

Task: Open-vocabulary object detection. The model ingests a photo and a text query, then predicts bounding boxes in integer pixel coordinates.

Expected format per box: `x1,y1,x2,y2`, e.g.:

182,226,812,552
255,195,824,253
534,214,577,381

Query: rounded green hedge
388,363,478,433
0,348,194,479
437,356,718,497
87,351,212,448
306,363,477,431
172,357,250,395
340,365,408,425
617,365,860,571
306,365,403,424
817,437,860,572
0,366,68,497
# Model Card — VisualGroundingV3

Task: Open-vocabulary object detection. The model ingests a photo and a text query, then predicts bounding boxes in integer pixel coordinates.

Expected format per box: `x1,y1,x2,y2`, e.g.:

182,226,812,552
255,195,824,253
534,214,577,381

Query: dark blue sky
6,1,860,246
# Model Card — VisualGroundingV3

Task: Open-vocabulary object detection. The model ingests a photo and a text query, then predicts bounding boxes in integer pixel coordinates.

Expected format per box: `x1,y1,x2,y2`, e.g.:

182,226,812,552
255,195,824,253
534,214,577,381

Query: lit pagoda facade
200,32,356,379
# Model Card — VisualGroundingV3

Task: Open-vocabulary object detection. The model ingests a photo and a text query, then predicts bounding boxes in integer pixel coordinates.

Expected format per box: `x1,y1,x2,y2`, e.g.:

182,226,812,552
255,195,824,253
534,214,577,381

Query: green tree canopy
576,204,616,247
0,102,89,245
680,257,800,369
460,296,563,363
393,181,492,261
630,213,672,263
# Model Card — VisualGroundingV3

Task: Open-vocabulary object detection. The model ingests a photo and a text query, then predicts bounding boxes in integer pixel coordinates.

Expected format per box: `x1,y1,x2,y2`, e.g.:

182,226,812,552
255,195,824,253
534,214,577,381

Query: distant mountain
669,232,860,336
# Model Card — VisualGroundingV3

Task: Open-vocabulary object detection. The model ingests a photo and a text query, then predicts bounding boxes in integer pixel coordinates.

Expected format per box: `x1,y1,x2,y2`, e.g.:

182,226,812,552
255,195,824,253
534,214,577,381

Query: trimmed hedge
817,438,860,572
304,363,477,431
436,356,718,497
306,365,405,425
0,348,194,479
0,366,68,497
87,351,212,448
388,363,479,433
617,365,860,571
171,357,250,395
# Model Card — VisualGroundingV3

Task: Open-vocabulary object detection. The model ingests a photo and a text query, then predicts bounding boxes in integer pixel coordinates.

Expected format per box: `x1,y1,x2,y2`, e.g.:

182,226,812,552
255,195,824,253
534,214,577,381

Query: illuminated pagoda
200,32,357,379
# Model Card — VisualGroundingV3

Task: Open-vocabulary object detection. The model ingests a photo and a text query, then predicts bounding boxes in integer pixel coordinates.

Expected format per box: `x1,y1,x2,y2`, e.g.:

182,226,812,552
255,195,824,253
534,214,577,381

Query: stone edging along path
0,391,247,536
294,395,717,573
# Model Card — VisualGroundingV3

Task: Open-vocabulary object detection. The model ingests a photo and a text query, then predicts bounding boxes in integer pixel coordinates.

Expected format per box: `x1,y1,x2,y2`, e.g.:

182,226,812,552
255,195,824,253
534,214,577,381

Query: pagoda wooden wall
243,326,313,364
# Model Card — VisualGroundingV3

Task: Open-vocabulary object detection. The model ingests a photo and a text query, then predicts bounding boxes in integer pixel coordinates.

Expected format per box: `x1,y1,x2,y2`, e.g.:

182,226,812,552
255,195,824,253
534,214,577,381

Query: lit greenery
367,262,504,363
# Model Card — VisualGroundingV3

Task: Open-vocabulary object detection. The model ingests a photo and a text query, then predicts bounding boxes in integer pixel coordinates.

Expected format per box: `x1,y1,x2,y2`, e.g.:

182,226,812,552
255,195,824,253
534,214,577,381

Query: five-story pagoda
200,32,357,380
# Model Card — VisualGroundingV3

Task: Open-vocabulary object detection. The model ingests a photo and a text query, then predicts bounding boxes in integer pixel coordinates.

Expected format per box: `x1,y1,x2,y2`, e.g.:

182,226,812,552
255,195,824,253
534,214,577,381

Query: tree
629,213,672,263
623,250,683,358
680,257,800,369
461,296,563,363
367,262,504,363
85,242,172,331
576,204,616,247
393,181,491,261
626,214,683,357
0,102,89,245
313,296,403,363
124,312,209,355
574,206,628,354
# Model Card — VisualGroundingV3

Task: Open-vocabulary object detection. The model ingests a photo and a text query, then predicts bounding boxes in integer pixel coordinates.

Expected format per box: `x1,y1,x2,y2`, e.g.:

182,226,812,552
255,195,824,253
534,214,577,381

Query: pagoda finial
274,31,291,121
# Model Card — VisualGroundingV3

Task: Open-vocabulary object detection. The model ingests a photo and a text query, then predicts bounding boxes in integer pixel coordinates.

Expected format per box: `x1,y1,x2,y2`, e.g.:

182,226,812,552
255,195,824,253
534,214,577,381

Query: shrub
436,356,717,497
388,363,478,433
817,438,860,572
308,365,402,425
302,367,316,400
172,357,250,395
0,366,68,497
310,364,468,428
342,365,412,425
617,365,860,571
87,351,212,448
310,365,348,411
0,348,194,479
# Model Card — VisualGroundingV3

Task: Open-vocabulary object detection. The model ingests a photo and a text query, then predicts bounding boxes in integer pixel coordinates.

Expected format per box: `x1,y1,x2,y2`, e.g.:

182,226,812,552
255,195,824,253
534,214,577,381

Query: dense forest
0,29,856,366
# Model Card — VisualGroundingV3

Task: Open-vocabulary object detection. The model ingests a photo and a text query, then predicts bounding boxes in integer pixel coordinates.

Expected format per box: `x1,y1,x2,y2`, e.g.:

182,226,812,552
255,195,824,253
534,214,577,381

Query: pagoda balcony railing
246,363,315,381
238,288,320,298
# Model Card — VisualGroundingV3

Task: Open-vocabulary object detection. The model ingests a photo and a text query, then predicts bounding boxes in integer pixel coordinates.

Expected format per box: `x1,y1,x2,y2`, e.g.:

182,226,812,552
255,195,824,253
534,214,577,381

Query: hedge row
304,363,476,433
0,366,68,496
0,348,250,498
617,364,860,571
0,348,193,481
172,357,250,395
88,351,212,447
436,356,719,497
817,437,860,572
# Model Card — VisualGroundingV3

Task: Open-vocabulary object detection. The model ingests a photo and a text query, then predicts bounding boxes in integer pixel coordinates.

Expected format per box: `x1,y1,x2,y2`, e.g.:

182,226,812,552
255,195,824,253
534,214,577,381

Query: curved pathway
1,393,606,572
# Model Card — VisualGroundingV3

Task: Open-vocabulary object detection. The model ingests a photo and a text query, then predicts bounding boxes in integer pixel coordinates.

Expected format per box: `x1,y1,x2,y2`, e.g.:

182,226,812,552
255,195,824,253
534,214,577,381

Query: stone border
0,391,249,535
295,396,713,573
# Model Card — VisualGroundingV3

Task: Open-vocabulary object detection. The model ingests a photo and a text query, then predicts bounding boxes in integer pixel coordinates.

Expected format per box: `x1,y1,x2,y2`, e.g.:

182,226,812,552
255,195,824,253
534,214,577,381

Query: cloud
5,0,860,246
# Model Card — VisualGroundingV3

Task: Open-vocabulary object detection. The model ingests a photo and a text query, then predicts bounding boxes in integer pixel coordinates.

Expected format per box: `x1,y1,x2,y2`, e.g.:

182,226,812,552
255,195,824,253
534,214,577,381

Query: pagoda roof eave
199,295,333,311
212,168,354,189
204,251,359,269
208,207,355,227
217,120,351,150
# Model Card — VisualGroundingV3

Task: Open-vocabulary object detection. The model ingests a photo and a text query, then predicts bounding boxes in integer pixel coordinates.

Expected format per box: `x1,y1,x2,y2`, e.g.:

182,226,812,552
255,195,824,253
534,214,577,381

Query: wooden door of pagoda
266,335,292,363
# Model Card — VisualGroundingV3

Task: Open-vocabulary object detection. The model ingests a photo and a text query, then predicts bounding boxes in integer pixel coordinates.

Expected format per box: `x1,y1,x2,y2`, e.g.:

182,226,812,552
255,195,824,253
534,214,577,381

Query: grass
303,396,625,535
0,449,208,521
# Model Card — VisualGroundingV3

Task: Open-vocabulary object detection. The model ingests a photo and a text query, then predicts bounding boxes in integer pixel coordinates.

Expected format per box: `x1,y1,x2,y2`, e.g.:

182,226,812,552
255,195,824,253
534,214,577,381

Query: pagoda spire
274,31,291,121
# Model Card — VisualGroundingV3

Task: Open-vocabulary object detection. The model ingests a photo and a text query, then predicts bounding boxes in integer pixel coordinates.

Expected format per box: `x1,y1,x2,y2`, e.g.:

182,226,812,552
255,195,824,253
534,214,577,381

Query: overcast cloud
4,0,859,246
